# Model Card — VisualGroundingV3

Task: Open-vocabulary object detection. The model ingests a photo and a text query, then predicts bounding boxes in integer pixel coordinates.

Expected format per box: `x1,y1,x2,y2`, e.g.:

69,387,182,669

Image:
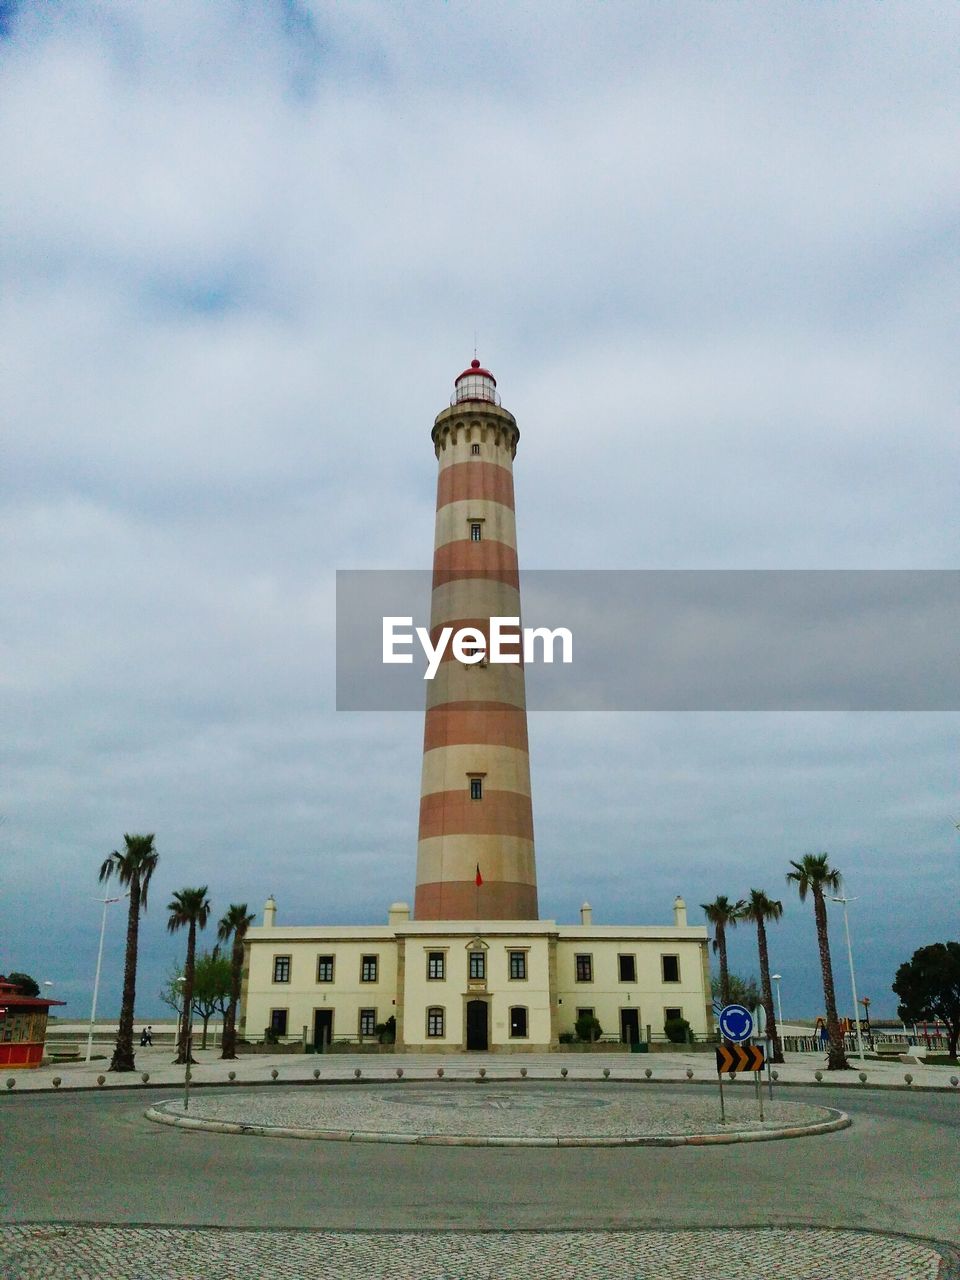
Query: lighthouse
241,356,713,1051
413,359,539,921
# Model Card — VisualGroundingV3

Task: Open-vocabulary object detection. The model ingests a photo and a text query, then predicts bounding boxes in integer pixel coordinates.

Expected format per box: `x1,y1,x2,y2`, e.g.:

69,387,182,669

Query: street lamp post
86,893,127,1063
771,974,784,1044
832,895,865,1064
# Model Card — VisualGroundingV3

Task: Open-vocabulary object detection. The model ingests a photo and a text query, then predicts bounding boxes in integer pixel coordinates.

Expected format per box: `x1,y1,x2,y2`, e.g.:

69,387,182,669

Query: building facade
241,897,711,1052
240,361,712,1052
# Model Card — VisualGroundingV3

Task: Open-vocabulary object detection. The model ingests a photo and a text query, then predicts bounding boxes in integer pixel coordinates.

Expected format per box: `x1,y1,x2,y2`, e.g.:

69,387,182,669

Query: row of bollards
7,1069,960,1091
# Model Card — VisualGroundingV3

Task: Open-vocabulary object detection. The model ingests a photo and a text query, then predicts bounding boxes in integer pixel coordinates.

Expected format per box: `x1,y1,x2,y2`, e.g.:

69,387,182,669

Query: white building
241,897,711,1052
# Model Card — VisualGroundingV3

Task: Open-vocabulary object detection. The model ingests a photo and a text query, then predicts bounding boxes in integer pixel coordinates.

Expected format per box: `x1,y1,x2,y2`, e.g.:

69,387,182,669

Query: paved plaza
146,1081,846,1145
1,1225,954,1280
3,1067,957,1278
10,1043,960,1094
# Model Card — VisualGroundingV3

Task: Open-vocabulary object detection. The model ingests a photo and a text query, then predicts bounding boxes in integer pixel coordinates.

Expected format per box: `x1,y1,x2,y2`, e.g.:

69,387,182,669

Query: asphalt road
2,1085,957,1245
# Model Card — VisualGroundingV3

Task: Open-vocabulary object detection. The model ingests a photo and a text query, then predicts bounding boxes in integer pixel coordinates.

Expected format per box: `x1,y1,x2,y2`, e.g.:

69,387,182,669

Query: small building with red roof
0,976,65,1068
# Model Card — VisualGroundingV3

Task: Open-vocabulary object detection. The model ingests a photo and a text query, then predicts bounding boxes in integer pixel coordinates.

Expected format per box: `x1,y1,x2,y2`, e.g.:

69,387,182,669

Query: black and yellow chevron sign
715,1044,765,1074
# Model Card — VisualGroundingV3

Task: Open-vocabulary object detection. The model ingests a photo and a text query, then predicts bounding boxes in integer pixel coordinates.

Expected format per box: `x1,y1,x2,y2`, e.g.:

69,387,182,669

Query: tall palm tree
742,888,785,1064
99,833,159,1072
217,903,256,1060
700,895,746,1010
786,852,849,1070
166,886,211,1065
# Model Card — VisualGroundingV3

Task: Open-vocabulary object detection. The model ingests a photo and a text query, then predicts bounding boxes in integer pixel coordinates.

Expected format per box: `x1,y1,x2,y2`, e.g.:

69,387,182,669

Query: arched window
427,1006,445,1037
509,1007,528,1038
471,443,481,455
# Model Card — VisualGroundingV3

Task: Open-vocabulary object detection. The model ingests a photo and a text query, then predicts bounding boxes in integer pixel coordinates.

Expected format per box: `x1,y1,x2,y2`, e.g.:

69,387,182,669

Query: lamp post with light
771,973,784,1044
832,894,865,1063
86,892,128,1063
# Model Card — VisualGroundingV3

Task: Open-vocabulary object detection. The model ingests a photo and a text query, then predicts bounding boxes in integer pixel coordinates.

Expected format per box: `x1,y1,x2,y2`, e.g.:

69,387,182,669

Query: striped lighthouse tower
414,360,538,921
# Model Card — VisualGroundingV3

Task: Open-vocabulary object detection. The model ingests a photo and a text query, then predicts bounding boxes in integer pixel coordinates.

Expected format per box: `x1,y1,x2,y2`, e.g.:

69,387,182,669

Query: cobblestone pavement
1,1225,953,1279
147,1082,840,1144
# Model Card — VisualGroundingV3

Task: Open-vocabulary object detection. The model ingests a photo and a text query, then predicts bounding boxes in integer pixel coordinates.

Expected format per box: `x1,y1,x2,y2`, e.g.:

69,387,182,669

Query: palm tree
217,903,256,1060
786,853,849,1070
99,833,159,1072
166,886,211,1065
742,888,785,1063
700,895,746,1010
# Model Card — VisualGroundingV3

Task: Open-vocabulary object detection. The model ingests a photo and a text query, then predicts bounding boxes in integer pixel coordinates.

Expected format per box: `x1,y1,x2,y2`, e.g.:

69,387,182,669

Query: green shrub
375,1015,396,1044
663,1017,691,1044
558,1031,575,1044
575,1014,603,1043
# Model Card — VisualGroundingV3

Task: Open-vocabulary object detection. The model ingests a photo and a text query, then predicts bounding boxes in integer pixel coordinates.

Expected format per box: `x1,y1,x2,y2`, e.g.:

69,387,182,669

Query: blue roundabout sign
718,1003,754,1043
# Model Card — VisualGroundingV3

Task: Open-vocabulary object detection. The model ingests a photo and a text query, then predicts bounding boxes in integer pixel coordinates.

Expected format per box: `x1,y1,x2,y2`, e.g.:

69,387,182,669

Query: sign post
716,1006,764,1124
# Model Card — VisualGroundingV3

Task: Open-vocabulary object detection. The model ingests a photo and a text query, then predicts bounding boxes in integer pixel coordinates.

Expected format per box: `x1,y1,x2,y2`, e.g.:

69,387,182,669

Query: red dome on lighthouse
453,358,500,405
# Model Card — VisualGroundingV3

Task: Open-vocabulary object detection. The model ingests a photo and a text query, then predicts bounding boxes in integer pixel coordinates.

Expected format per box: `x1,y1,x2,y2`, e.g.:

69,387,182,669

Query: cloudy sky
2,1,957,1024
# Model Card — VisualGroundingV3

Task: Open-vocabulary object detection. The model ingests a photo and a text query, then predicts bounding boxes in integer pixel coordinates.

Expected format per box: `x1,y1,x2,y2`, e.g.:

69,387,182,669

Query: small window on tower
471,522,482,541
470,777,483,800
471,443,481,455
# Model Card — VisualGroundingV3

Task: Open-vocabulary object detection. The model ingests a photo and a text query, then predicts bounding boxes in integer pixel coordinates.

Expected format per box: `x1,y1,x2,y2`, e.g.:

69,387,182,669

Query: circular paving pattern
146,1082,849,1146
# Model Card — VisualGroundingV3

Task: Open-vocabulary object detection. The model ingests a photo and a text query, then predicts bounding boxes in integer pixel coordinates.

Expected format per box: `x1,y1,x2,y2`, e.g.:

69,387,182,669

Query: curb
144,1101,851,1147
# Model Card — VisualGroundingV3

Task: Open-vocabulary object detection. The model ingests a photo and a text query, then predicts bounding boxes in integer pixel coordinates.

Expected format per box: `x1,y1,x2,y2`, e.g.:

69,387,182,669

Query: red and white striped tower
414,360,538,920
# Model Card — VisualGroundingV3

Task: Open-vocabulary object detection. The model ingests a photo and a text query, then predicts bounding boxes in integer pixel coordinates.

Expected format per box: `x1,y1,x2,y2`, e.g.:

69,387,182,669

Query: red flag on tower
475,864,483,887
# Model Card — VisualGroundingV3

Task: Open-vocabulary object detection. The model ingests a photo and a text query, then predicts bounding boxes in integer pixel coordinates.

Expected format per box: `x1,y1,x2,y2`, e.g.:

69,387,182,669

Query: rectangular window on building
360,955,379,983
618,954,637,983
272,955,291,984
576,1006,595,1023
427,951,445,980
427,1006,445,1037
469,950,486,981
665,1007,683,1023
509,950,527,980
470,777,483,800
269,1009,288,1036
510,1007,528,1038
471,522,482,541
661,955,681,983
471,443,481,455
316,955,334,983
359,1008,376,1038
575,953,593,983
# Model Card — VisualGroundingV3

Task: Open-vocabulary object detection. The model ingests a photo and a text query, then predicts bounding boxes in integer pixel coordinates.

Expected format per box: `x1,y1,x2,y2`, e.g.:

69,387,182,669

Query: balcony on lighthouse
452,359,501,406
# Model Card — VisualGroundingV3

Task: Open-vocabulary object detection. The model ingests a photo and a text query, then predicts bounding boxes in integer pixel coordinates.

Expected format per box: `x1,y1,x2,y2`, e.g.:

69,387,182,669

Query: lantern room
452,358,501,406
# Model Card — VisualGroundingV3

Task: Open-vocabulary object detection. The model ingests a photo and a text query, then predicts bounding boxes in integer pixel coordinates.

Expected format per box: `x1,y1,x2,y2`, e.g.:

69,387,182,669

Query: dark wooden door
620,1008,640,1046
466,1000,489,1050
313,1009,333,1051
